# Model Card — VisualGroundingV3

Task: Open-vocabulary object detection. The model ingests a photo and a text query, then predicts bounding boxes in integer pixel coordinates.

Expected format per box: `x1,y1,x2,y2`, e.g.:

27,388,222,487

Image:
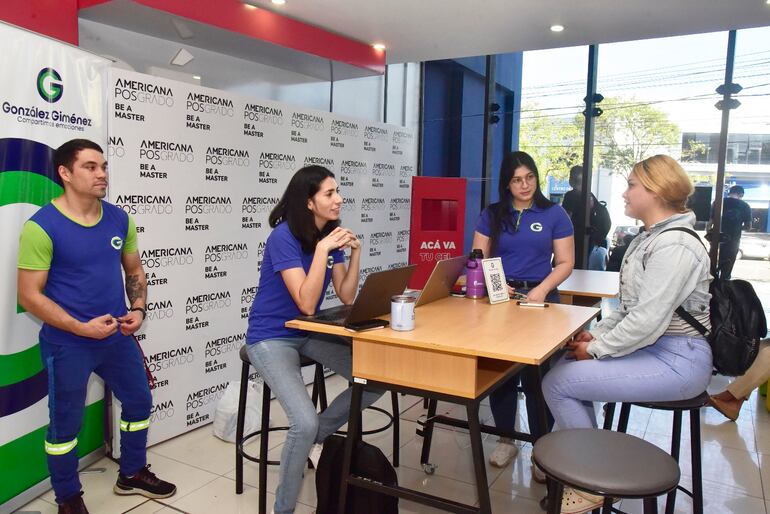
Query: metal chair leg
690,409,704,514
391,391,400,467
235,361,249,494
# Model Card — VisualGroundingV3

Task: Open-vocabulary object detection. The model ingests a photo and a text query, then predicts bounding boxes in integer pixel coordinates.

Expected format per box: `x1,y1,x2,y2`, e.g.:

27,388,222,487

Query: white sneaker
560,487,604,514
488,438,518,468
308,443,323,469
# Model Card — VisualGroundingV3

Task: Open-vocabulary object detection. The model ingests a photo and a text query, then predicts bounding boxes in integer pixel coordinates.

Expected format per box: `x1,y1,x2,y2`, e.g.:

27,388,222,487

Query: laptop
415,255,466,307
298,265,416,326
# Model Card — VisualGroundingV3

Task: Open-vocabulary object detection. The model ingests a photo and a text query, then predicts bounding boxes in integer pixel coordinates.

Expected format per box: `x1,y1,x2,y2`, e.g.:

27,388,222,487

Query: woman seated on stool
245,165,383,514
472,151,574,470
542,155,713,513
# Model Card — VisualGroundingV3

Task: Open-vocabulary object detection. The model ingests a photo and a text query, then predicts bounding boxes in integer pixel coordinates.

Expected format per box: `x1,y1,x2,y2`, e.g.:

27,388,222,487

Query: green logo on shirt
327,255,334,269
111,236,123,250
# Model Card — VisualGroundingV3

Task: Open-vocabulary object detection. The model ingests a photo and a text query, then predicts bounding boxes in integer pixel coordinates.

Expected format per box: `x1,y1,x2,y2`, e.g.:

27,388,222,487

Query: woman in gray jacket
541,154,713,512
543,154,713,427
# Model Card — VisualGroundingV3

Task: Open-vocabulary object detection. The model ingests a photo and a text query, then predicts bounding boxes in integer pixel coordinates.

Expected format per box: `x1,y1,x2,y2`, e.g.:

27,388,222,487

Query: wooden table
559,269,619,306
287,296,599,514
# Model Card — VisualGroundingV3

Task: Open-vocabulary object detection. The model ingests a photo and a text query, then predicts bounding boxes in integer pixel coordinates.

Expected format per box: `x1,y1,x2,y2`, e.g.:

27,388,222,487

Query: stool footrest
335,406,395,436
237,426,290,465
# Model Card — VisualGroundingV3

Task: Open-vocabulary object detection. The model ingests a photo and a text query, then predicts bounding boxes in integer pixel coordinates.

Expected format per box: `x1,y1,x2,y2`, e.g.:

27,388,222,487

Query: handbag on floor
315,434,398,514
212,379,267,442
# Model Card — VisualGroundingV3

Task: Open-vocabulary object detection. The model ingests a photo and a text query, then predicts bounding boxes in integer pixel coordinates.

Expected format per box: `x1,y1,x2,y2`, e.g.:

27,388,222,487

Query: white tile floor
16,372,770,513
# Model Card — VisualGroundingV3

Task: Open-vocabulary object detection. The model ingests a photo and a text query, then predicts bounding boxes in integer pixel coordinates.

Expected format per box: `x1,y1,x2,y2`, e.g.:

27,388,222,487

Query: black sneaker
113,464,177,499
58,492,89,514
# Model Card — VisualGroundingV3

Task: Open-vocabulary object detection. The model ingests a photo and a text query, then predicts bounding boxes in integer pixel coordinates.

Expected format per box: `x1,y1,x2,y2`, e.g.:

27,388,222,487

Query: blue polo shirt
17,201,136,347
247,222,345,343
475,202,573,282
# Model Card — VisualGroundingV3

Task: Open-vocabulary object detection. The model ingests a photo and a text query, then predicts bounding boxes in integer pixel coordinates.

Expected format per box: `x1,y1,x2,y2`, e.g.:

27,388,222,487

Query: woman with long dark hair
471,151,574,471
245,165,382,514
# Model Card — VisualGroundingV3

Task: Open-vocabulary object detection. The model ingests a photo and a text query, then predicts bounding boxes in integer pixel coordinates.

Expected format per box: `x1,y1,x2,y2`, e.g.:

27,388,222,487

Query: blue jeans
489,288,560,436
542,335,713,429
588,245,608,271
246,334,382,514
41,336,151,503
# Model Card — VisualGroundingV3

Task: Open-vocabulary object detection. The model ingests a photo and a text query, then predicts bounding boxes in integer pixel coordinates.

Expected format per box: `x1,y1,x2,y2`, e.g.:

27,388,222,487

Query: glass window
519,45,588,204
723,26,770,319
597,32,728,235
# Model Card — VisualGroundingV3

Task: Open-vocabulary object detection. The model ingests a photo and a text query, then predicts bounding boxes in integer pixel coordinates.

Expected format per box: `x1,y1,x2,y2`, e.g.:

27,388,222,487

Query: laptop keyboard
312,305,353,323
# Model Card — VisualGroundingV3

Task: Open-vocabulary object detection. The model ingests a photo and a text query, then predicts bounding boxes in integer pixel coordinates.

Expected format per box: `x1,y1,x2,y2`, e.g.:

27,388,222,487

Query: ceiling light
272,0,287,4
372,43,386,51
170,48,194,66
193,75,201,80
550,24,565,32
171,18,194,40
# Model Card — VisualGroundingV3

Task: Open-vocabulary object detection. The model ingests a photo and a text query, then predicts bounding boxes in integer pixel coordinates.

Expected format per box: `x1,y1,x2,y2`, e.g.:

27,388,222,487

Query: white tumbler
390,295,416,331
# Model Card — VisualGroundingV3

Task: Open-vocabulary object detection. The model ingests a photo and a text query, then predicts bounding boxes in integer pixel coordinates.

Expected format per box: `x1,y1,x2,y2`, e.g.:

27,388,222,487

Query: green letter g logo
111,236,124,250
37,68,63,103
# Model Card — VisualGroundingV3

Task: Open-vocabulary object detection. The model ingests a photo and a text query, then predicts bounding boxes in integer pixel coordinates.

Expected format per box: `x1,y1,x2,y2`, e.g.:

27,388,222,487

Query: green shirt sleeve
123,215,138,254
18,221,53,270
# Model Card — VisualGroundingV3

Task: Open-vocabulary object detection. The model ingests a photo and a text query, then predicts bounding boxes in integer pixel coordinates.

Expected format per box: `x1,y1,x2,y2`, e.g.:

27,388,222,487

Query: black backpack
589,197,612,247
660,227,767,376
315,435,398,514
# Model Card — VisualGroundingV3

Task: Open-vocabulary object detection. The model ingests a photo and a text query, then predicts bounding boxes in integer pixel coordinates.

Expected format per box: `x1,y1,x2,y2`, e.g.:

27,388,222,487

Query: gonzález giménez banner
0,22,108,511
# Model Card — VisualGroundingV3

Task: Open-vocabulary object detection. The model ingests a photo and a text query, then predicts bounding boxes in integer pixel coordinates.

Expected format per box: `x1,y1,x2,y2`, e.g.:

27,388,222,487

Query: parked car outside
611,225,640,248
739,232,770,260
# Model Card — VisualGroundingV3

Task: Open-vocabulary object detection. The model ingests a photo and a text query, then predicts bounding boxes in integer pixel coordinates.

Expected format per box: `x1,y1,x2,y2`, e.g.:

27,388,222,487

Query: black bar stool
603,391,709,514
234,346,400,514
234,346,326,514
533,428,680,514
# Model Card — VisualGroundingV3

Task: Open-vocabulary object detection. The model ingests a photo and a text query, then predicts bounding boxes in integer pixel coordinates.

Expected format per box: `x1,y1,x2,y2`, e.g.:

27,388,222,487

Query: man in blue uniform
17,139,176,514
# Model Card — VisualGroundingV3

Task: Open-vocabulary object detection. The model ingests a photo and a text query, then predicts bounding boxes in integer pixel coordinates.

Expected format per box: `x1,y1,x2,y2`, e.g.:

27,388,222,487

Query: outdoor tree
594,97,681,175
519,97,682,180
518,102,583,182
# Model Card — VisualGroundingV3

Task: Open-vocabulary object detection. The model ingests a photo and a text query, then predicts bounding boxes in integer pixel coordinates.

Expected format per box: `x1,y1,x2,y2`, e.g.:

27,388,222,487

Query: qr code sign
490,272,504,293
482,257,509,304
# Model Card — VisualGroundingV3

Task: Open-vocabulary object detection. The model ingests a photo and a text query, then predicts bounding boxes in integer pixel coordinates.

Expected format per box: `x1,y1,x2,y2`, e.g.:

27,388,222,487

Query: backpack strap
659,226,706,249
642,226,706,269
662,227,712,337
674,305,710,338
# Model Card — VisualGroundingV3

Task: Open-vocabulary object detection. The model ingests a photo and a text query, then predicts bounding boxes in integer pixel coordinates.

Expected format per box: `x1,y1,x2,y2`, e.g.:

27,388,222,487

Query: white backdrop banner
106,68,417,446
0,22,107,510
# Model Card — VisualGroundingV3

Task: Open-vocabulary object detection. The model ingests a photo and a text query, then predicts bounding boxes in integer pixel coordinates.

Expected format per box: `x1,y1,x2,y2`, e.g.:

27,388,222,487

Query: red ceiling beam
101,0,386,74
0,0,79,45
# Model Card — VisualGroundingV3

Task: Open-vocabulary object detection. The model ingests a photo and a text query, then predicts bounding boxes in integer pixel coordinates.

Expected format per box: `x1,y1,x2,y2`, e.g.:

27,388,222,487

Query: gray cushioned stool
603,391,709,514
533,429,680,514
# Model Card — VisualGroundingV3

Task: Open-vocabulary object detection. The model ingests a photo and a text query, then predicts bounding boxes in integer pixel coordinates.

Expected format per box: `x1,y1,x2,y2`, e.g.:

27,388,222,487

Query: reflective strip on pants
120,418,150,432
45,438,78,455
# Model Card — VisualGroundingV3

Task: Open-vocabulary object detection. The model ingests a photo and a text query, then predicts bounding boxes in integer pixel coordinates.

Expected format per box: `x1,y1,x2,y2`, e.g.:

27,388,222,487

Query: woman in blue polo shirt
472,151,574,471
246,165,382,514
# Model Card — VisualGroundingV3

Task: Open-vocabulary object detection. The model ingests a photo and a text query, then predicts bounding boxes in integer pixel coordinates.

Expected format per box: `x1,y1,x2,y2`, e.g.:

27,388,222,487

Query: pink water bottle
465,249,486,299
